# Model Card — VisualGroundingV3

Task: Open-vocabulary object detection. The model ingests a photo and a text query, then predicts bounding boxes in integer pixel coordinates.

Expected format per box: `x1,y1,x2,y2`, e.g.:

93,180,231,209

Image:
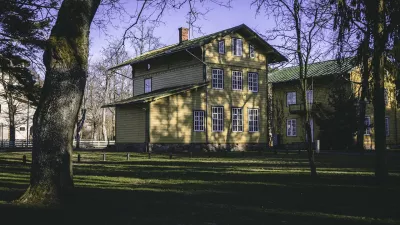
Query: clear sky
89,0,277,62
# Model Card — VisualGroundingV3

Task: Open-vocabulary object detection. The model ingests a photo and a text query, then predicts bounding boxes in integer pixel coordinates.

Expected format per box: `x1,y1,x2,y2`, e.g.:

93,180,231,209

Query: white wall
0,73,35,141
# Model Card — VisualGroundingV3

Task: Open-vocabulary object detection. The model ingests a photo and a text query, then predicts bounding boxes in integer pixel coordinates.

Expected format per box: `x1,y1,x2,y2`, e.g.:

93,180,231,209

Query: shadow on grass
0,153,400,225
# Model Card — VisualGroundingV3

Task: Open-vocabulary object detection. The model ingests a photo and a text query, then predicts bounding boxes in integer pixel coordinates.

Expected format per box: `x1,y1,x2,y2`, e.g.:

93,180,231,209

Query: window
365,116,371,135
232,108,243,132
232,71,243,90
287,92,296,106
306,90,313,104
212,69,224,89
384,88,388,106
248,72,258,92
20,127,25,131
194,110,205,132
212,106,224,132
385,117,389,137
232,38,243,56
287,119,297,136
249,44,255,58
144,78,152,93
248,108,259,132
218,40,225,54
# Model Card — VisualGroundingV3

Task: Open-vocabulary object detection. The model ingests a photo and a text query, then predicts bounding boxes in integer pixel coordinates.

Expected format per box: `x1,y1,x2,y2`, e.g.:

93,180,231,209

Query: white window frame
248,108,259,132
306,90,313,104
249,44,255,58
385,117,389,137
232,38,243,56
218,40,225,54
287,119,297,136
144,78,152,93
232,71,243,90
212,106,224,132
212,69,224,89
193,110,205,132
365,116,371,135
232,107,243,132
248,72,258,92
287,92,296,106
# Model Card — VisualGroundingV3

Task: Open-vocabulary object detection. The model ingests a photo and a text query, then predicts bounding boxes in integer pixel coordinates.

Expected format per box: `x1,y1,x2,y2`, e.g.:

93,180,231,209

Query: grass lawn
0,151,399,225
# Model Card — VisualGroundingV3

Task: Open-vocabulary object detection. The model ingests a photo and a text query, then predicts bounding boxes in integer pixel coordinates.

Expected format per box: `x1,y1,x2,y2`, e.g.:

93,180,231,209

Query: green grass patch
0,151,400,225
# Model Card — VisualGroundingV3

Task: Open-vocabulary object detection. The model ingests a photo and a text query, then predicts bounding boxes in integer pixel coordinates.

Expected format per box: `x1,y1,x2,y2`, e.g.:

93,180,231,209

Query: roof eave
107,45,202,71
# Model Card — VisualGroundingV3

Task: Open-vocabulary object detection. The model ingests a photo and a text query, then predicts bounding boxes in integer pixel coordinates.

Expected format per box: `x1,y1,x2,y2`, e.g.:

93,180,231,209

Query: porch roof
102,82,208,107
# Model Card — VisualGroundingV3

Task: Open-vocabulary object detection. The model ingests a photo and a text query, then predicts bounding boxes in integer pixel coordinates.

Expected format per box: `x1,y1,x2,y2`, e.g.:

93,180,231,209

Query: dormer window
232,38,243,56
218,40,225,54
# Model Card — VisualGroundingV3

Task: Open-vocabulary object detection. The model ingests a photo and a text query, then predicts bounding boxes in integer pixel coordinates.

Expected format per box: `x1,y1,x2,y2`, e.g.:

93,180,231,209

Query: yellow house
269,58,399,150
103,24,287,152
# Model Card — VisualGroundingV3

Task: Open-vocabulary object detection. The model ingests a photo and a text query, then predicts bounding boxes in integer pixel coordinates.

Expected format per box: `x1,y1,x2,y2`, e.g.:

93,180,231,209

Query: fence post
126,153,130,160
22,155,26,164
148,152,151,159
102,153,106,161
78,154,81,163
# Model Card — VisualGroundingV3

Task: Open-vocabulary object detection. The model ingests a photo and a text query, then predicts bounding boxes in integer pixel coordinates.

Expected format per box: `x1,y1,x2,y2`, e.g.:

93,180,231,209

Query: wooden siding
149,87,206,143
205,63,268,144
271,79,338,145
115,105,146,143
133,50,204,96
121,30,271,145
350,68,399,147
204,33,267,69
272,67,400,148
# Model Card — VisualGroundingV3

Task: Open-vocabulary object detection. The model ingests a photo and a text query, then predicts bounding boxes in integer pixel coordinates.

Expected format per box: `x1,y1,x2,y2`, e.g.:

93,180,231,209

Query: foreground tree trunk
372,0,388,183
356,36,370,154
18,0,101,205
7,100,16,147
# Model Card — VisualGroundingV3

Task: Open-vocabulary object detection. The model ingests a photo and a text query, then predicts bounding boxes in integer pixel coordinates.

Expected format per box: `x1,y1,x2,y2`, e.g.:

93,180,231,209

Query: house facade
269,58,399,150
0,72,34,144
104,24,286,152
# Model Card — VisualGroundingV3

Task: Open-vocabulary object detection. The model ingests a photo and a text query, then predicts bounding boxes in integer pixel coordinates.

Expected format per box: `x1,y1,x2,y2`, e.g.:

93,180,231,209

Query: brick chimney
179,27,189,43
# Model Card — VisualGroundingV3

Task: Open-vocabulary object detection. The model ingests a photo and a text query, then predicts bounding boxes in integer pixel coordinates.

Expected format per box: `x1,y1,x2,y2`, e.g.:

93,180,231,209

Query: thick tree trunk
357,39,370,154
7,102,16,147
372,0,388,184
18,0,101,205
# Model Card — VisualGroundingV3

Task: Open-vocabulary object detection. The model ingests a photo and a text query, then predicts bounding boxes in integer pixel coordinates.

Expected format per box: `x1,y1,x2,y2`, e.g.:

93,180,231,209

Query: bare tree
254,0,333,177
129,19,164,56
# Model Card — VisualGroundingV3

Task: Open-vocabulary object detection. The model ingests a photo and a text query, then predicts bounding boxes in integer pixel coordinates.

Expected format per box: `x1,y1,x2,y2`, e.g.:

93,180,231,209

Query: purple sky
89,1,277,62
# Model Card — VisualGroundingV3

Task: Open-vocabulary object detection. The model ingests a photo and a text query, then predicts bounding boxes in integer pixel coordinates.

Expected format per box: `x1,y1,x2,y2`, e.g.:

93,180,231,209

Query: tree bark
7,99,16,147
357,35,370,154
18,0,101,205
293,0,317,177
372,0,388,183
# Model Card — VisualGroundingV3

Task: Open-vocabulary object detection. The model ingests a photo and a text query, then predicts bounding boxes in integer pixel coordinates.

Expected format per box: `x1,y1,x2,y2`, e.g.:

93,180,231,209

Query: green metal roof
102,82,208,107
268,57,357,83
108,24,287,71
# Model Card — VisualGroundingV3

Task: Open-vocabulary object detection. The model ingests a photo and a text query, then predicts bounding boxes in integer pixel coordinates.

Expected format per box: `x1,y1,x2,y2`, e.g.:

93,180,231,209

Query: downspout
266,57,270,149
131,65,135,97
395,90,398,145
201,46,209,146
186,47,209,147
